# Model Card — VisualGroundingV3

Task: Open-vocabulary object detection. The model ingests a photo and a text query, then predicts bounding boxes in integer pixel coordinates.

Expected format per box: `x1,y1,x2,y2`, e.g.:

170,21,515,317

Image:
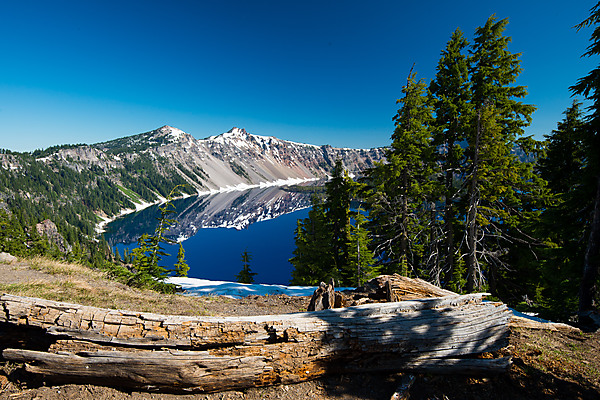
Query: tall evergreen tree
130,185,188,290
570,2,600,314
463,15,537,293
324,159,353,279
289,196,336,285
324,159,361,284
347,209,378,287
366,67,435,276
291,161,373,287
429,28,472,287
174,242,189,277
536,101,588,317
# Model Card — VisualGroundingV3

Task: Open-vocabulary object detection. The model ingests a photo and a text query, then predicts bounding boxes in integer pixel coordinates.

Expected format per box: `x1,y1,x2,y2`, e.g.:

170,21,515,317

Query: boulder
0,252,17,264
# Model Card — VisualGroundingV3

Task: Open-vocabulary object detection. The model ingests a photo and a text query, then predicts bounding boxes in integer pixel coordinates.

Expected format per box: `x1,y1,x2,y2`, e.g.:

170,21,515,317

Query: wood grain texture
1,292,511,392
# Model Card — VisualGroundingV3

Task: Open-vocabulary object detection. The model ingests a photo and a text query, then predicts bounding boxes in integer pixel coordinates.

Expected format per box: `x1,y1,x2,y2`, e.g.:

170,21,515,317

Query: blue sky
0,1,597,152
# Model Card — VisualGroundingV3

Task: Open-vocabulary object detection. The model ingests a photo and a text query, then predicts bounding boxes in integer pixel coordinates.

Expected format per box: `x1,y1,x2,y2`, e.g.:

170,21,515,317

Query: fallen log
0,292,511,392
509,315,581,332
356,274,458,302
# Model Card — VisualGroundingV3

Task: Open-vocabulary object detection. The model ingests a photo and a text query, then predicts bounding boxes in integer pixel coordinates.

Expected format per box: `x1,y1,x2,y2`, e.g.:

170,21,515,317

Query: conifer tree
0,210,28,256
535,101,588,317
366,67,434,276
290,196,336,285
174,242,189,277
464,15,537,293
324,159,354,283
290,160,365,286
347,209,378,287
130,185,188,290
114,247,122,264
570,2,600,314
236,250,256,284
429,28,471,287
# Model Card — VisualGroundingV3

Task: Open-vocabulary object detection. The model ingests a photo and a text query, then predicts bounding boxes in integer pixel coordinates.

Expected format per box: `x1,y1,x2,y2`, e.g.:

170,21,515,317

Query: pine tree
290,161,365,287
236,250,256,284
539,101,587,195
535,101,588,317
130,185,188,290
570,2,600,314
324,159,354,284
174,242,189,277
289,196,336,285
0,210,28,256
347,209,378,287
114,247,122,263
429,28,471,288
463,15,537,293
366,67,435,276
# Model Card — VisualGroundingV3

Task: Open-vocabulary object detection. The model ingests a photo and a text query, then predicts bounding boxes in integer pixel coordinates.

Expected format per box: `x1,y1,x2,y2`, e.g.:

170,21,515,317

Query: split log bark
509,315,581,332
354,274,457,303
0,292,511,392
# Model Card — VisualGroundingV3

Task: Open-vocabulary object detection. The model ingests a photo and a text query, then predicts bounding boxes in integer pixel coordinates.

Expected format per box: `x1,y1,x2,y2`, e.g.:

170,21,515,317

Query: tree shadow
304,295,510,399
407,357,600,400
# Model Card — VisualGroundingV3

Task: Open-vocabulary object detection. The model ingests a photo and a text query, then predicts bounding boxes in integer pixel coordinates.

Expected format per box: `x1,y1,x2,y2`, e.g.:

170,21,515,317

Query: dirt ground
1,257,599,400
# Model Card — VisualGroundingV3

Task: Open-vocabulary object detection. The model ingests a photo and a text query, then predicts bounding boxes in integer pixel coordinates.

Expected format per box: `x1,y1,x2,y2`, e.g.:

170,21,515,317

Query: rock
36,219,72,253
0,252,17,264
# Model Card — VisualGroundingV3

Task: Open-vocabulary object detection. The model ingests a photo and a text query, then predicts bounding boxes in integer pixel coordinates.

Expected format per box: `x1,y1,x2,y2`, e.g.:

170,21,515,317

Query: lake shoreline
96,177,319,235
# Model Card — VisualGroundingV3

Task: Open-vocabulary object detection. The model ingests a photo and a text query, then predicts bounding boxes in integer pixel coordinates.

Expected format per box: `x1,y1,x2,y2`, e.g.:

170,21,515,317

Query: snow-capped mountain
44,125,385,194
1,125,383,235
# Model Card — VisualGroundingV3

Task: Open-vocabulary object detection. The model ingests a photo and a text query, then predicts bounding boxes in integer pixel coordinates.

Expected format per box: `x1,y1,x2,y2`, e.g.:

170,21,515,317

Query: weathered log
509,315,581,332
378,274,457,301
345,274,458,307
0,292,511,392
2,348,511,393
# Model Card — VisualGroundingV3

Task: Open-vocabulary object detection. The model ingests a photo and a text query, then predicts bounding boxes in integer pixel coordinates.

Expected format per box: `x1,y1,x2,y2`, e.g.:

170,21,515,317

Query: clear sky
0,0,597,152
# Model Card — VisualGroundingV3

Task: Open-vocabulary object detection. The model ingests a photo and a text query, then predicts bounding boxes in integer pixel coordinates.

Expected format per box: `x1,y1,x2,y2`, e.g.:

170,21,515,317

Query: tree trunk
444,196,456,287
0,292,511,392
466,108,482,293
400,170,409,276
579,174,600,313
443,138,457,288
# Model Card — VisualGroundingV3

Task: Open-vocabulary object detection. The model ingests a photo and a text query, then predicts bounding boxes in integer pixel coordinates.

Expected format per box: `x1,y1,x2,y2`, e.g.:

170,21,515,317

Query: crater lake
103,186,312,285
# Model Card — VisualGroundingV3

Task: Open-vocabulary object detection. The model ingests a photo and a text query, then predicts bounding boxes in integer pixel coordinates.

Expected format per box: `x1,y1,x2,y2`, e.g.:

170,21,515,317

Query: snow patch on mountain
166,126,186,141
196,177,319,196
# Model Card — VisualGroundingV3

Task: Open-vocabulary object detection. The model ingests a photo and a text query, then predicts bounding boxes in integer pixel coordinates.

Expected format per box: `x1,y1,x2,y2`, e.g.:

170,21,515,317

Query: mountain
0,125,384,238
58,125,384,192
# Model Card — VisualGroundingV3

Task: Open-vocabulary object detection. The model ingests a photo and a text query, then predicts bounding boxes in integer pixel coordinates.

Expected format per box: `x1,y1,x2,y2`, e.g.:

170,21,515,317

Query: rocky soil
1,257,599,400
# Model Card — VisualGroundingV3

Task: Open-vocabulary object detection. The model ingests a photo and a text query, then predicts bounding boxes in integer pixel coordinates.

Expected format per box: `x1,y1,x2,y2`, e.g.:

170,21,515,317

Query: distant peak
156,125,187,140
225,127,249,136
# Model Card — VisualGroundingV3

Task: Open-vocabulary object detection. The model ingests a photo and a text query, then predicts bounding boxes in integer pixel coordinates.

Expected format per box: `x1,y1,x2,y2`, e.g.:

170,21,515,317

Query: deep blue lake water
103,187,311,285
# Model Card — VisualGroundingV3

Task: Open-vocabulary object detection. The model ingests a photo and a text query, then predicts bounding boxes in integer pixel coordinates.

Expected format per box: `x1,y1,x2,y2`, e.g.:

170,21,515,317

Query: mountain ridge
51,125,385,193
0,125,384,240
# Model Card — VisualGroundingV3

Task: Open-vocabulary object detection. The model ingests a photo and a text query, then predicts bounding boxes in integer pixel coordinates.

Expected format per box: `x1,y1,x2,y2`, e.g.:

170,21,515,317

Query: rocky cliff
42,125,385,194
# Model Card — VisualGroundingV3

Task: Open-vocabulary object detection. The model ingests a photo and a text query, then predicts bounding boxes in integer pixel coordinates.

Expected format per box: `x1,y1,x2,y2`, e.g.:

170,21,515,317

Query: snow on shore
96,176,319,234
167,276,319,298
168,277,556,326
